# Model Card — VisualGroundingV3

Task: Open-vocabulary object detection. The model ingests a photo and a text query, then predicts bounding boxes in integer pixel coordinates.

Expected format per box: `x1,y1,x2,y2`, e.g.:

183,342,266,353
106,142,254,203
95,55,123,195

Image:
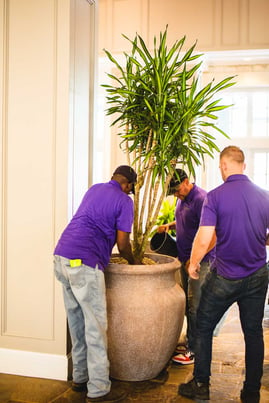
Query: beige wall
99,0,269,53
0,0,96,380
0,0,268,381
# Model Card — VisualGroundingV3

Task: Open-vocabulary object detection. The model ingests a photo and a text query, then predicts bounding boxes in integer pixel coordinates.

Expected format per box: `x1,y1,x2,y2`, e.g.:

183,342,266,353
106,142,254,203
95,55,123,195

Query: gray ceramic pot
105,253,185,381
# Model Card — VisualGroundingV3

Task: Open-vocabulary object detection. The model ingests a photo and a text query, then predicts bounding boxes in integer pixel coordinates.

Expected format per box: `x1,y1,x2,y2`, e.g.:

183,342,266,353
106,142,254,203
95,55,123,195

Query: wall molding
203,49,269,66
0,348,68,380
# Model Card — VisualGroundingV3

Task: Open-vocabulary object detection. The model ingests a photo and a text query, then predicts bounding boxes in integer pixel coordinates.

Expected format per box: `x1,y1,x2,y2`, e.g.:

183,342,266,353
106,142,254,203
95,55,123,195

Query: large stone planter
105,253,185,381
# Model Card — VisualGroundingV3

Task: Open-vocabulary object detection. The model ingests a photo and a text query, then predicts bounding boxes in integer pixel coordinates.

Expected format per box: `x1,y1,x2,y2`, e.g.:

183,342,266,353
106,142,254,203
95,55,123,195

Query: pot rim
106,252,181,274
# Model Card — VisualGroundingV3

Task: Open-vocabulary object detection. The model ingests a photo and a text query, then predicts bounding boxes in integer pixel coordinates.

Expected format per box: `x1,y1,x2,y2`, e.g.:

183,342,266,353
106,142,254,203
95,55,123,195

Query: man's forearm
188,226,215,279
119,243,135,264
157,220,176,233
117,230,140,264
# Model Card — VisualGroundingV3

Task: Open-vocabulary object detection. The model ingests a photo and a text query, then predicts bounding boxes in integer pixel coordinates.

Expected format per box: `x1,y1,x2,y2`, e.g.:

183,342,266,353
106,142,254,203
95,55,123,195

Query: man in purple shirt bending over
178,146,269,403
54,165,139,403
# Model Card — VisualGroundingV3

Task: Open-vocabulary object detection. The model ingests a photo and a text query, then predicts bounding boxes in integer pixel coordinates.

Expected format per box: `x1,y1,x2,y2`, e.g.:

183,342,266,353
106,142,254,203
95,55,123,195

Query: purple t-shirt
175,184,215,263
54,180,134,271
200,174,269,279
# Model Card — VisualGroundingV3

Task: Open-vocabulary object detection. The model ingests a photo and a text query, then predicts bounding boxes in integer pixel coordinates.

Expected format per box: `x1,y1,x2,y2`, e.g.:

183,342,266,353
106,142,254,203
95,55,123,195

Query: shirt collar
109,179,122,190
225,174,249,182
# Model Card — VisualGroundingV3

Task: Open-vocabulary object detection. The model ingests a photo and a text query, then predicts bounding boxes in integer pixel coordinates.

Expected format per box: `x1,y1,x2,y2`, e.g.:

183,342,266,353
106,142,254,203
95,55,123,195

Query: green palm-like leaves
103,28,235,260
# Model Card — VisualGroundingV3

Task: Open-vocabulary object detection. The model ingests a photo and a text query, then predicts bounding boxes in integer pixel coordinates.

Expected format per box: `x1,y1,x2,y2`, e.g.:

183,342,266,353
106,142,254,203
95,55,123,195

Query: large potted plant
103,28,235,381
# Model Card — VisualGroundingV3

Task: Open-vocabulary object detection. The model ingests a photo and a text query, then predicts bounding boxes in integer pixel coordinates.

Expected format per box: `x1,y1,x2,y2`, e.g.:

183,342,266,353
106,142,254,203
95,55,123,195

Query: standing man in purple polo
158,169,215,365
178,146,269,403
54,165,138,403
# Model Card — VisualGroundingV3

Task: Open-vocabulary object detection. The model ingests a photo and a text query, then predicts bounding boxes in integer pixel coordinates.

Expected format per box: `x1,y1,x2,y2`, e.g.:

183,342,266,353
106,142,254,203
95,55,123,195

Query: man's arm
116,230,140,264
188,226,216,279
157,220,176,233
207,229,217,252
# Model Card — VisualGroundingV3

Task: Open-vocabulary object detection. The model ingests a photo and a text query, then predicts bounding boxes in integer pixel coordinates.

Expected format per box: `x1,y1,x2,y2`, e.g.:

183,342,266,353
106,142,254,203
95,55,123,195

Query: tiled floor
1,302,269,403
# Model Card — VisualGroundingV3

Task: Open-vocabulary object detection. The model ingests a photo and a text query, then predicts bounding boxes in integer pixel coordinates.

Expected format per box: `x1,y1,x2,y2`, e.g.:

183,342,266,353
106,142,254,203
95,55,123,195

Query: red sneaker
172,351,194,365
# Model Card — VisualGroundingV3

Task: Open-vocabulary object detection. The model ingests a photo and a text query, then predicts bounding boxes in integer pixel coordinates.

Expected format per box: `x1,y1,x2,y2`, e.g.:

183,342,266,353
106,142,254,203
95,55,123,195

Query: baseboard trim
0,348,68,380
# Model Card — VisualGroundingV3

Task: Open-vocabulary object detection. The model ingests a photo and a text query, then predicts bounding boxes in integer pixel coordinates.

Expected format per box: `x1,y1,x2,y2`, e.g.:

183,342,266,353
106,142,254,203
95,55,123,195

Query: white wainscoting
0,348,68,380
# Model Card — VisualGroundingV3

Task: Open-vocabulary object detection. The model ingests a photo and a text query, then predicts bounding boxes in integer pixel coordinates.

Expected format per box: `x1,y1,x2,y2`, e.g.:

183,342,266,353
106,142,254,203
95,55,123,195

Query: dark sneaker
86,388,127,402
240,388,260,403
178,378,210,400
72,381,87,392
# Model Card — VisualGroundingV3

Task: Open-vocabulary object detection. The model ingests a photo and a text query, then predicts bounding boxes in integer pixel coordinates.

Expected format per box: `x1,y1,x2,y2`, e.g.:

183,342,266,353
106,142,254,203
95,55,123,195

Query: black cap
113,165,137,194
167,169,188,195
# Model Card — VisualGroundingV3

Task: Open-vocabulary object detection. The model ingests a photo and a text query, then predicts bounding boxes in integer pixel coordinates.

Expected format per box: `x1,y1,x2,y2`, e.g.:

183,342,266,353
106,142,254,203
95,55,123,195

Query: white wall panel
3,0,57,340
249,0,269,46
221,0,241,46
0,2,96,379
0,0,69,357
112,0,147,51
148,0,216,50
99,0,269,53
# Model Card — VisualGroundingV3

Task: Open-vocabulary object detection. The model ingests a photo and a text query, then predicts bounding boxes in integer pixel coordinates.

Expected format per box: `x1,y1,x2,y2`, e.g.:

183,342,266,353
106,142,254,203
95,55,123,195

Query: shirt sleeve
116,197,134,233
199,193,217,227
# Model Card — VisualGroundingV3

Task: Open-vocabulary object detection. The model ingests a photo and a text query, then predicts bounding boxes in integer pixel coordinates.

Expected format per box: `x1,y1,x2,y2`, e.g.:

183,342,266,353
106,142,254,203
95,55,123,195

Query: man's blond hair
220,145,245,164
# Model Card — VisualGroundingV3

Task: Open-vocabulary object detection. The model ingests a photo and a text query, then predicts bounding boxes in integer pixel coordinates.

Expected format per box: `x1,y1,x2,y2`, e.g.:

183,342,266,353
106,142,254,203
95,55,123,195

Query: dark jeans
194,264,268,393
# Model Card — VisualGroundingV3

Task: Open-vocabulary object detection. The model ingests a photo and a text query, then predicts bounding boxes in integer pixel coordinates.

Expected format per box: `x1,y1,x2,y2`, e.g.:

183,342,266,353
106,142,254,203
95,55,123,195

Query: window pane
252,92,269,137
216,93,248,138
253,152,269,190
230,94,248,138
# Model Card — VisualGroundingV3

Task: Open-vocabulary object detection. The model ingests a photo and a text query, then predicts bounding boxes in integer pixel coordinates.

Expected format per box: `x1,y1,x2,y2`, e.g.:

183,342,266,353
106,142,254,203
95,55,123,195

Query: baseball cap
167,169,188,195
113,165,137,194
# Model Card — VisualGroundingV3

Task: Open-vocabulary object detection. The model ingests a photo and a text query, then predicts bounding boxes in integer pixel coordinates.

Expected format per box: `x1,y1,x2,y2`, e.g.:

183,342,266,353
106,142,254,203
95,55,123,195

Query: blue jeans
179,260,211,352
54,255,111,398
194,264,268,393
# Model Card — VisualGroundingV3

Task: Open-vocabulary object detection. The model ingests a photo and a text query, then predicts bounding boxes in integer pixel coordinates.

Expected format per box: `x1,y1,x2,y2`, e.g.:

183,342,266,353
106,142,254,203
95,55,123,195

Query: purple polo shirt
200,174,269,279
176,184,215,263
54,180,134,271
